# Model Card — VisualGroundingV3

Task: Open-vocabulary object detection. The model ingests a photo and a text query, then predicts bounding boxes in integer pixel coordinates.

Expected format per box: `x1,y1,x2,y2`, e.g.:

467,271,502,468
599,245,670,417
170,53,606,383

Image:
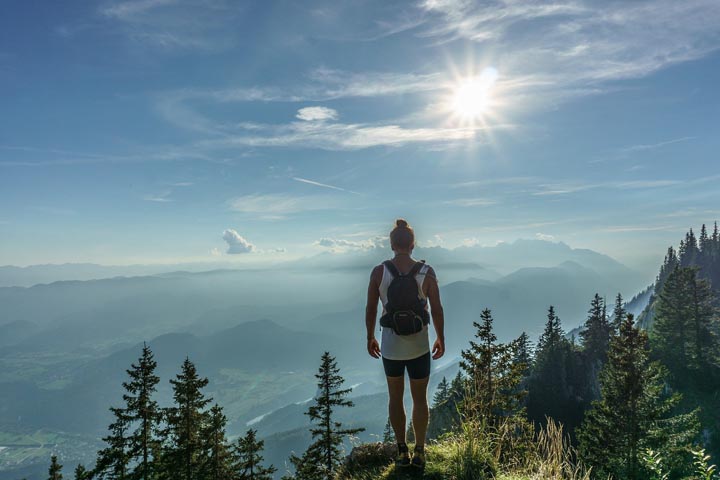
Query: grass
339,418,592,480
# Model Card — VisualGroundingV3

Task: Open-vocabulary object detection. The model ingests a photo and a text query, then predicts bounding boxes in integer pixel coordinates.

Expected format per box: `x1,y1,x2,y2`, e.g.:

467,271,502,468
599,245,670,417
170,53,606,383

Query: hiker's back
378,258,431,361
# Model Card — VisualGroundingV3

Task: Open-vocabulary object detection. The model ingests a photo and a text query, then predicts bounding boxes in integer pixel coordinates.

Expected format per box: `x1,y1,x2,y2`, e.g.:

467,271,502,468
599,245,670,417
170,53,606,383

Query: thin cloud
420,0,720,102
442,198,497,207
292,177,361,195
621,136,697,153
296,106,338,122
227,193,341,217
100,0,176,20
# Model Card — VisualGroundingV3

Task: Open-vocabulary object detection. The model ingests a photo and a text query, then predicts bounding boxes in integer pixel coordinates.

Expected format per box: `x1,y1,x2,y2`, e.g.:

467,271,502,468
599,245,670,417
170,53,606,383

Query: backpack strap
383,259,426,278
408,260,426,277
382,260,401,278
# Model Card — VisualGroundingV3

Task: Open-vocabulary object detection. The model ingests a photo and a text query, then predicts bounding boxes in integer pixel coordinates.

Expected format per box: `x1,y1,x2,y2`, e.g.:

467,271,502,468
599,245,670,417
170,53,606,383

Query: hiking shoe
395,443,411,467
411,446,426,469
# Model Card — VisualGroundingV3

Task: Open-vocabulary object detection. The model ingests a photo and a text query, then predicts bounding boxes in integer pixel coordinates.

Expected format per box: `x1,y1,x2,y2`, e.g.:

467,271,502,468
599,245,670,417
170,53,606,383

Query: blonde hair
390,218,415,250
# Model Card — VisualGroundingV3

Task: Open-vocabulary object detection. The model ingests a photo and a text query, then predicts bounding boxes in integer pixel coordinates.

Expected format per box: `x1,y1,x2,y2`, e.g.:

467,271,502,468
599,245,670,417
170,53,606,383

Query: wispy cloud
192,119,492,151
620,136,697,153
292,177,361,195
419,0,720,102
442,197,497,207
143,190,173,202
314,235,388,251
100,0,176,20
98,0,240,50
227,193,342,219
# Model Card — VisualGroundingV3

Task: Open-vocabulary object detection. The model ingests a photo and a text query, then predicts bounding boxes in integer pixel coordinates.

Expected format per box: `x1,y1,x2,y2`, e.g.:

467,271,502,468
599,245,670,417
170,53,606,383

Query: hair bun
395,218,409,228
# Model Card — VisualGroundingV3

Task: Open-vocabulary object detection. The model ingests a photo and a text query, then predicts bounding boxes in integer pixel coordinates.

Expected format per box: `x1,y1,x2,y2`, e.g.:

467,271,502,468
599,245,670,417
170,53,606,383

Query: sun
450,67,498,121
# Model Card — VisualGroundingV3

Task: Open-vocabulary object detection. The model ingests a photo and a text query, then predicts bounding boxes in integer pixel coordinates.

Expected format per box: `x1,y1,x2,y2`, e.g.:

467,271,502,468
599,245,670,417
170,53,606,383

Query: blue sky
1,0,719,274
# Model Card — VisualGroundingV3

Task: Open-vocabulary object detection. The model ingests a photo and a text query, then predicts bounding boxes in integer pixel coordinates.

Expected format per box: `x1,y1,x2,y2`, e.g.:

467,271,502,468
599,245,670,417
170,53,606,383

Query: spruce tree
163,358,212,480
95,407,132,480
203,404,233,480
382,417,395,443
459,308,526,422
513,331,533,376
527,306,581,432
49,455,63,480
652,266,718,384
288,352,364,480
580,294,612,365
234,429,275,480
432,376,450,406
74,464,90,480
612,293,626,333
578,314,699,480
123,343,161,480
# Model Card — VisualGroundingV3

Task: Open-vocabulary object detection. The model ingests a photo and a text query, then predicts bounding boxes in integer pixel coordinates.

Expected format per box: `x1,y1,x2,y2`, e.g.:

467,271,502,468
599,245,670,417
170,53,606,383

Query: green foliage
203,404,233,480
382,418,395,444
652,265,719,386
692,447,718,480
49,455,63,480
527,306,589,435
74,464,90,480
579,294,612,366
578,314,700,480
162,357,212,480
234,429,276,480
460,308,526,422
641,449,669,480
95,407,132,479
287,351,364,480
122,343,162,480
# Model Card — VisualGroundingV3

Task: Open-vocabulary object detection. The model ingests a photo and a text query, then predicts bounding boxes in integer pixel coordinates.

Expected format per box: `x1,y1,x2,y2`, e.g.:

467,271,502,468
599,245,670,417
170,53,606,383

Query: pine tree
234,429,276,480
49,455,63,480
459,308,526,422
536,306,563,353
432,377,450,406
74,464,89,480
652,266,718,384
122,343,161,480
203,404,233,480
513,331,533,376
382,417,395,443
527,306,581,432
288,352,364,480
163,358,212,480
580,294,612,365
612,293,626,333
95,407,132,480
656,246,680,291
578,314,699,480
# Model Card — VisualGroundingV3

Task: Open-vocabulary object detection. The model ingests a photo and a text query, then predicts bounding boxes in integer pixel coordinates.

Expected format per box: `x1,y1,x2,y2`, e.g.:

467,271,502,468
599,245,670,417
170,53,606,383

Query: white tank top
379,261,431,361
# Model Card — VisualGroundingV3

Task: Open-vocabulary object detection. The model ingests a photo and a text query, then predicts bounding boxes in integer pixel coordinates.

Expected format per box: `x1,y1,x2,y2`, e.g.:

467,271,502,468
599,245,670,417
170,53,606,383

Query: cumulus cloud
296,106,338,122
223,229,255,254
535,233,556,242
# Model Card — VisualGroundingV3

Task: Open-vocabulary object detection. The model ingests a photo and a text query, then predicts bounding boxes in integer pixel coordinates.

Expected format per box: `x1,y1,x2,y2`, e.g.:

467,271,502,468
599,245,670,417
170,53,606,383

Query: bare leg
409,376,429,447
386,375,406,444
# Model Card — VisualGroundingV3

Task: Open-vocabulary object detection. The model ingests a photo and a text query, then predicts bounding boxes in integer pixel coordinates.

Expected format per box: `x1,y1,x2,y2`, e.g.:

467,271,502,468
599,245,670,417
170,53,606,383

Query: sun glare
450,67,498,121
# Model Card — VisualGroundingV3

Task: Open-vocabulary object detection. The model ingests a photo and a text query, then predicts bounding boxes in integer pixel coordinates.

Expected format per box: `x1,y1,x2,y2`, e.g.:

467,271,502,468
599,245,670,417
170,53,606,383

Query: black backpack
379,260,430,335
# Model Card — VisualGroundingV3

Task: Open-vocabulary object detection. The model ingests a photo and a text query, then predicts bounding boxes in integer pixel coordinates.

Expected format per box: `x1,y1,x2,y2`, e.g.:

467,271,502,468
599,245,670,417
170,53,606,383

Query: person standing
365,219,446,468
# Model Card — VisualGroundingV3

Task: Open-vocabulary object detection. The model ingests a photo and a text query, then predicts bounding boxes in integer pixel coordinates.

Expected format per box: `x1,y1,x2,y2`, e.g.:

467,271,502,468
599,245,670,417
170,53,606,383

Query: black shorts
382,352,431,380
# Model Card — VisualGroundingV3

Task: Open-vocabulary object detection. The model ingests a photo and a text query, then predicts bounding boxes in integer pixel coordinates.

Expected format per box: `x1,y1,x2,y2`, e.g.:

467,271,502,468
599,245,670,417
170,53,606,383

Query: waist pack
379,260,430,336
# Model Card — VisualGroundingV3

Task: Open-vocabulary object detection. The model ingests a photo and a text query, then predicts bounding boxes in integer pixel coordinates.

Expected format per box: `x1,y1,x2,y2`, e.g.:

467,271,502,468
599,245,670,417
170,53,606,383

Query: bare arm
365,266,382,358
425,267,445,359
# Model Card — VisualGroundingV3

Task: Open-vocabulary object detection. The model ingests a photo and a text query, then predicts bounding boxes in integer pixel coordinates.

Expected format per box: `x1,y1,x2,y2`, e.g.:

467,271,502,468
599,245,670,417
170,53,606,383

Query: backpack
379,260,431,336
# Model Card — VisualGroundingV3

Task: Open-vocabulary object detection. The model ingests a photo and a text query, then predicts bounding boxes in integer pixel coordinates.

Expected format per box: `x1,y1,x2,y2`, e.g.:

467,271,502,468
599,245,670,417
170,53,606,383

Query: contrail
292,177,362,195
